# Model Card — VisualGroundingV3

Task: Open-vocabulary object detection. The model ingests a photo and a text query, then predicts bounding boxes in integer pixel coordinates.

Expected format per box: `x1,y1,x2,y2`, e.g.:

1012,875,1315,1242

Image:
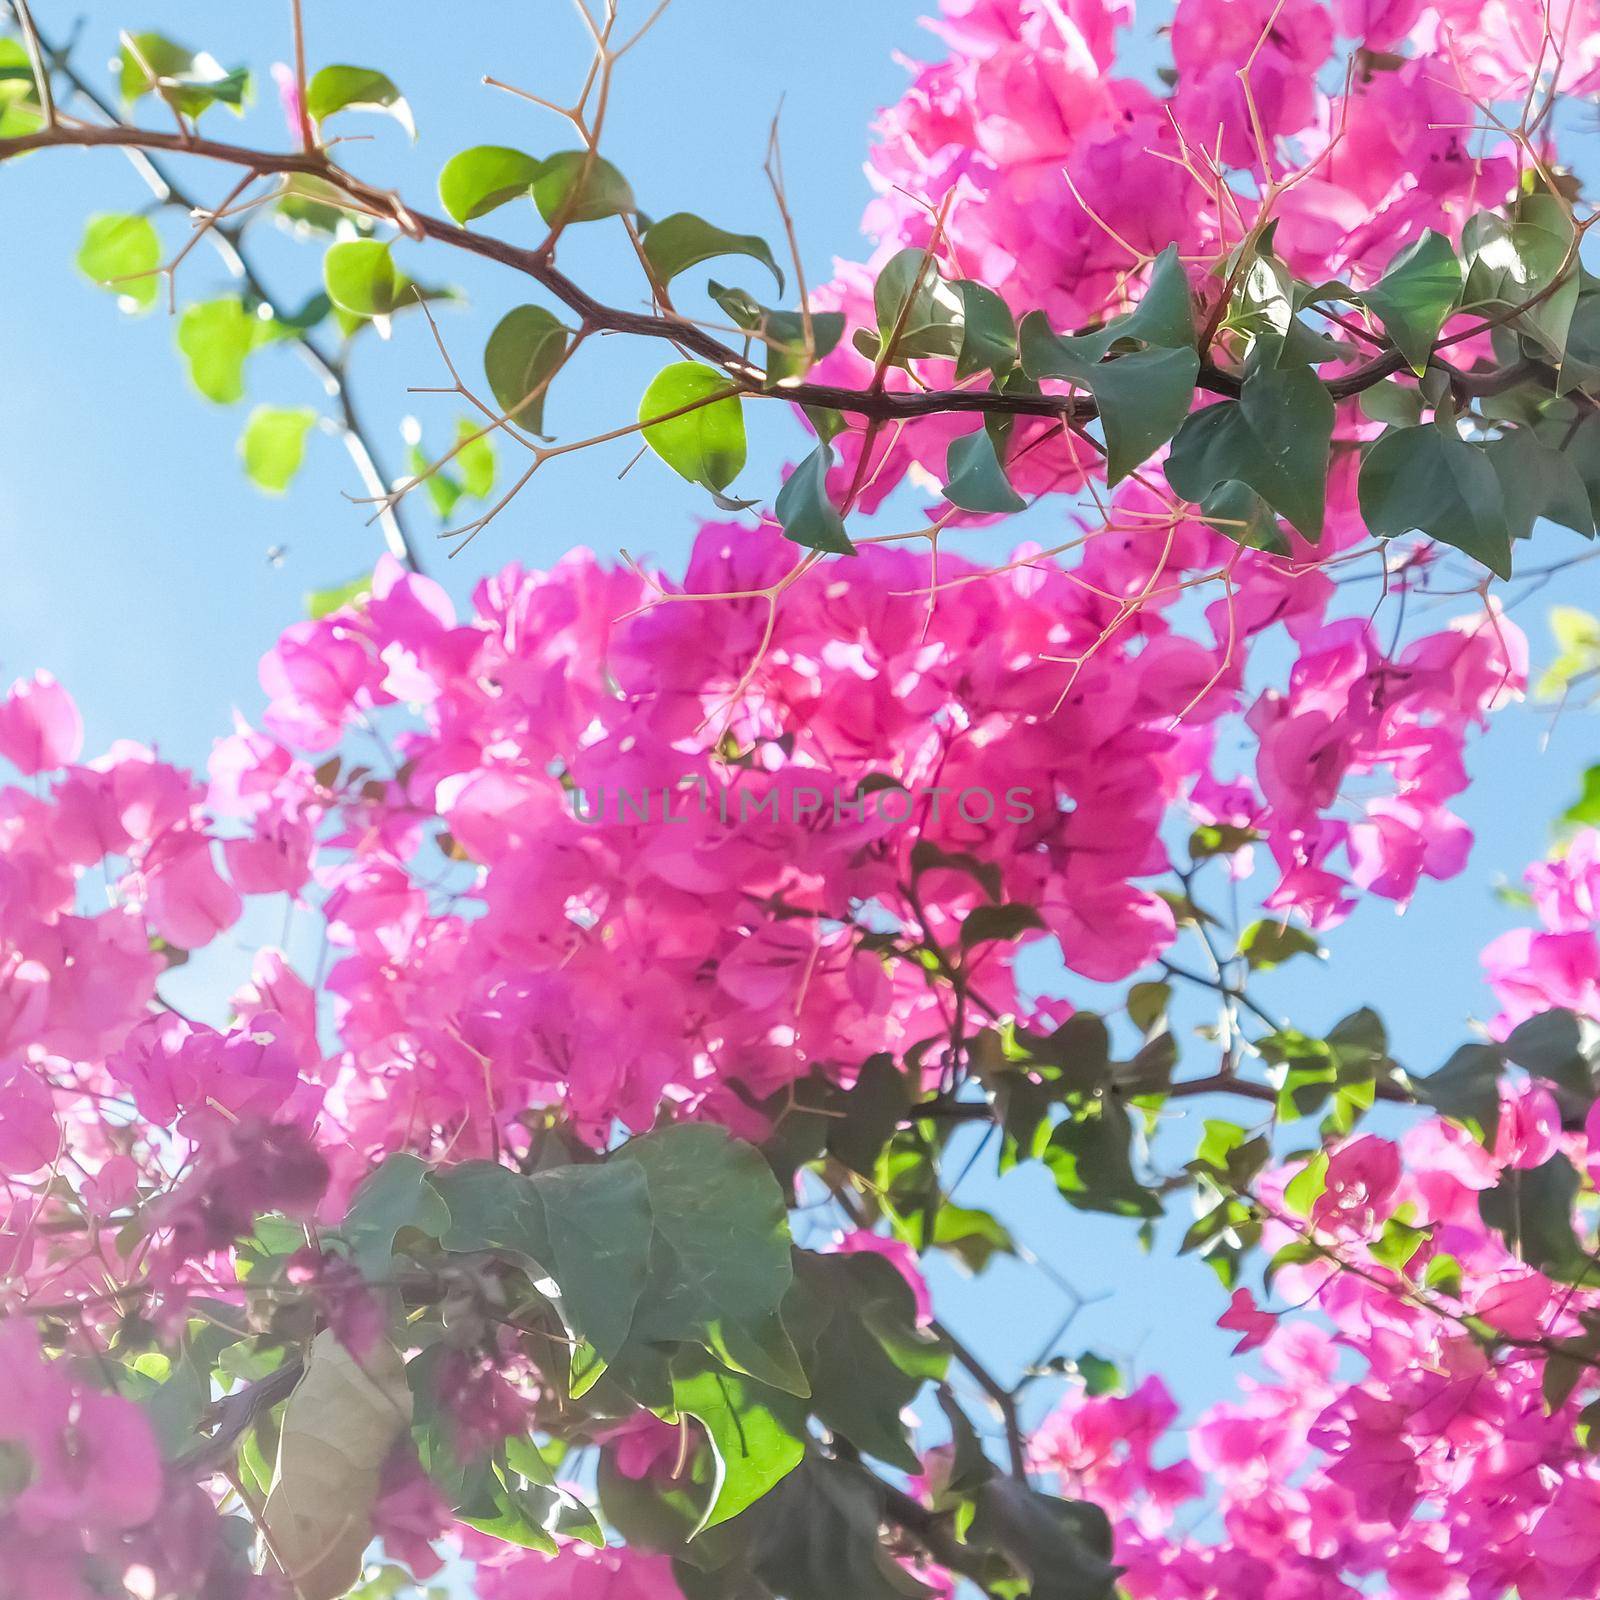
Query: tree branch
0,117,1554,440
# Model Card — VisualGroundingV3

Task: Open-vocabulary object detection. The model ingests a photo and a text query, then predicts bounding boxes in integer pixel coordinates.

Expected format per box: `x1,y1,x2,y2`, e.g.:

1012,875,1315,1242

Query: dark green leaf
1362,230,1462,374
776,444,854,554
1463,196,1577,360
338,1152,450,1278
438,145,542,223
1046,1102,1160,1218
707,282,846,386
791,1252,945,1473
967,1477,1118,1600
1479,1154,1586,1275
872,247,964,362
954,280,1017,382
1359,423,1511,577
1414,1043,1503,1145
959,902,1045,948
1485,429,1594,541
827,1055,913,1177
1165,365,1334,539
430,1157,653,1368
618,1125,804,1395
942,429,1026,514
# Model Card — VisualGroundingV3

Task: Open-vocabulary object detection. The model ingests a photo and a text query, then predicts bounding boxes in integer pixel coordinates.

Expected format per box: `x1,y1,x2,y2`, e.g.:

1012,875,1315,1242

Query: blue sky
5,0,1600,1472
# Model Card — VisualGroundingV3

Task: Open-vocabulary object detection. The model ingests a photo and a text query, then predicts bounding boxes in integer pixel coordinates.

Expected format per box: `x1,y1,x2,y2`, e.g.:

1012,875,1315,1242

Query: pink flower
1218,1288,1275,1354
0,671,81,774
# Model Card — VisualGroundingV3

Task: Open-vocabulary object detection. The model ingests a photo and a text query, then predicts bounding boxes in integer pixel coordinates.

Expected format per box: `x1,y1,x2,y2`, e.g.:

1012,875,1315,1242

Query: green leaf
792,1252,946,1473
1414,1043,1503,1145
456,417,496,499
1503,1008,1598,1106
77,213,162,312
239,406,318,493
665,1348,807,1530
618,1125,804,1394
826,1055,913,1178
967,1477,1118,1600
1020,243,1195,369
1165,365,1334,539
177,298,264,404
118,33,248,119
1362,230,1462,374
1085,344,1202,483
871,247,965,363
954,280,1018,382
305,574,371,620
1045,1102,1160,1218
733,1454,939,1600
639,362,746,492
438,145,542,224
1237,919,1321,971
340,1152,451,1278
1463,196,1578,361
942,429,1026,514
1018,246,1198,481
1485,430,1594,542
775,444,853,554
1359,424,1512,577
959,901,1046,948
531,151,635,225
1479,1153,1586,1276
484,305,570,434
641,213,783,294
430,1158,653,1368
305,65,412,137
707,281,846,386
323,239,400,318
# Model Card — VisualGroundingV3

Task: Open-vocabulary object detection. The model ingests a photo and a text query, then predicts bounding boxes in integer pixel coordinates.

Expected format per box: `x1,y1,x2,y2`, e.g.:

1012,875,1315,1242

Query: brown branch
0,118,1556,439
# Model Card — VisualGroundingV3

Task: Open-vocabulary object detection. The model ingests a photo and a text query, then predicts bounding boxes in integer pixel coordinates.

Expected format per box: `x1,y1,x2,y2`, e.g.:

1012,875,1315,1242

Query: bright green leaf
438,145,542,224
305,65,413,138
323,239,400,317
77,213,161,311
638,363,746,492
118,32,248,118
177,298,263,404
239,406,318,493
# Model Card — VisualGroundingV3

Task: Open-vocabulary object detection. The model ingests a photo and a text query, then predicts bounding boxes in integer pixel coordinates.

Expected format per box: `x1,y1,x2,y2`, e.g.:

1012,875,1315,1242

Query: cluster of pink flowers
0,1324,254,1600
4,0,1600,1590
1484,829,1600,1031
1030,1102,1600,1599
